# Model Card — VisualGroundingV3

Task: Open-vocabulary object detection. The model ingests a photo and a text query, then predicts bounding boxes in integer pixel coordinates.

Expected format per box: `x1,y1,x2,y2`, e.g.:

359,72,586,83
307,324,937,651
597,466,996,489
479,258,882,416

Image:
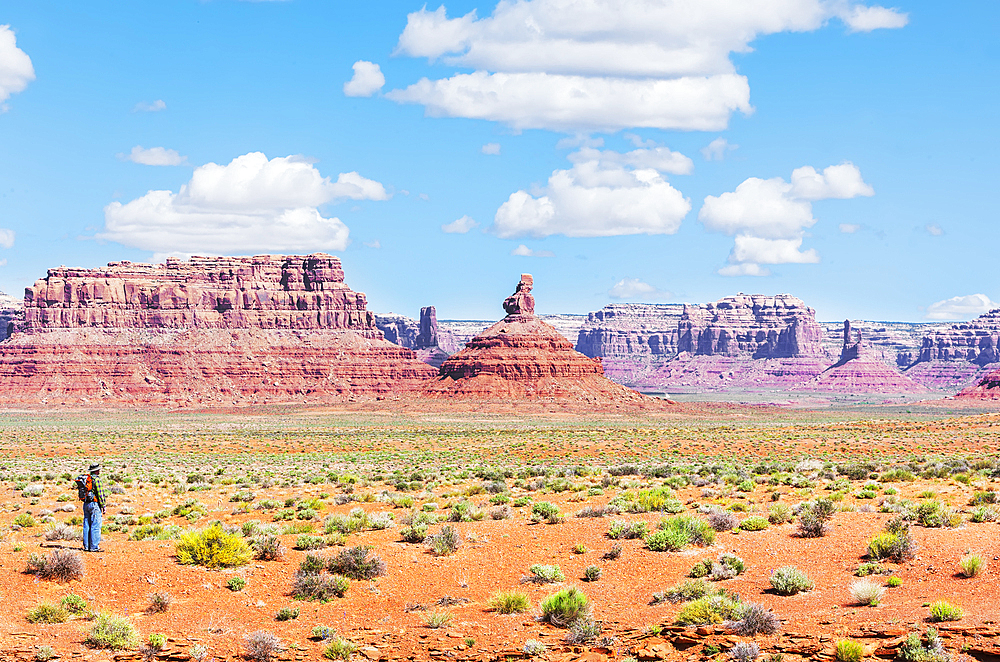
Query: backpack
75,474,94,502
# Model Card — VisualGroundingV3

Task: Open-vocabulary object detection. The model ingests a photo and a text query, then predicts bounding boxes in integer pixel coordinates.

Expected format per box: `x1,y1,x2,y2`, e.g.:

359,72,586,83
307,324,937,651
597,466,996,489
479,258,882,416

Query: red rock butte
424,274,661,407
0,254,437,406
956,365,1000,399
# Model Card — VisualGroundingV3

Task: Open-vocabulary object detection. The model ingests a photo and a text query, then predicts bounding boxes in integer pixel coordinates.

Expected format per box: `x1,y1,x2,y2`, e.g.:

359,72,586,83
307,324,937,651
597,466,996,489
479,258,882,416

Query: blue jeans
83,501,103,551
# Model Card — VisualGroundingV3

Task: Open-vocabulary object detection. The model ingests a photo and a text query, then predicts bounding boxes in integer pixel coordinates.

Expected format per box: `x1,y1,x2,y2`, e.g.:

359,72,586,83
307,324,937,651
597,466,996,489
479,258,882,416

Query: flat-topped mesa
21,254,381,337
678,294,825,358
916,309,1000,364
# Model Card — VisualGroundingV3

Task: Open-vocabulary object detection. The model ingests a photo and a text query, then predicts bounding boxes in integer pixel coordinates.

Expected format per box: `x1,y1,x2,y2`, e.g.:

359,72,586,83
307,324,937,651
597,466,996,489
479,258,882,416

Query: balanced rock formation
0,254,438,406
376,306,459,368
425,275,655,406
904,309,1000,391
807,321,928,394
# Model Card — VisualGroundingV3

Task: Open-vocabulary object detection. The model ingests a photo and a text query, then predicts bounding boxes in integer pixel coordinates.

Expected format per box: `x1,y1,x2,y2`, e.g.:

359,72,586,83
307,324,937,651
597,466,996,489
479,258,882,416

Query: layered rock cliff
0,291,22,340
808,321,928,394
903,310,1000,391
0,255,437,406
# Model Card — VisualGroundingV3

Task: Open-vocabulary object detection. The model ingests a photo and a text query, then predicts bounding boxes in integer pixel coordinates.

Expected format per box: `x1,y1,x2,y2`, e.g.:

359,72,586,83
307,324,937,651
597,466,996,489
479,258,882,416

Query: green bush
87,613,140,650
739,516,769,531
655,579,712,604
539,586,590,626
275,606,300,621
176,525,252,568
770,566,813,595
488,590,530,614
528,564,565,583
959,553,985,578
855,562,885,577
606,519,647,539
646,514,714,551
916,501,961,528
674,594,744,625
928,600,963,622
531,502,563,524
835,640,865,662
583,565,601,582
886,576,902,587
898,629,948,662
322,637,357,661
60,593,88,614
228,576,248,591
26,603,68,624
768,503,792,524
326,545,386,580
867,517,915,562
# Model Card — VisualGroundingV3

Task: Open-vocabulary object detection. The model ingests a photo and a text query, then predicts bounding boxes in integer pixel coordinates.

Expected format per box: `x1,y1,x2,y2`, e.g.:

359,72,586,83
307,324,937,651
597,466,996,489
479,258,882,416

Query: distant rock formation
375,306,459,368
0,291,22,340
0,255,437,406
425,275,656,407
956,364,1000,399
808,320,928,394
904,309,1000,391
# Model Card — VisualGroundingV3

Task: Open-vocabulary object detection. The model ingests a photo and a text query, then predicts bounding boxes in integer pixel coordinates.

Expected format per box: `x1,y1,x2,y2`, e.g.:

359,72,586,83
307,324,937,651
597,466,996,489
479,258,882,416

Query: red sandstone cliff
0,254,437,406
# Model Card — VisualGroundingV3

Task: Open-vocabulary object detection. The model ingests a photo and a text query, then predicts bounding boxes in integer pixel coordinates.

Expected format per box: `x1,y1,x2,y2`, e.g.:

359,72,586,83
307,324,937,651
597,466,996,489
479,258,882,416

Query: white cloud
926,294,1000,321
925,223,943,236
839,5,909,32
442,215,478,234
839,223,861,233
120,146,188,166
608,278,671,300
0,228,14,248
701,137,737,161
701,162,873,275
343,61,385,97
99,152,388,256
717,263,771,277
133,99,166,112
511,244,554,257
363,240,381,249
0,25,35,110
492,146,691,238
388,1,905,133
481,142,501,155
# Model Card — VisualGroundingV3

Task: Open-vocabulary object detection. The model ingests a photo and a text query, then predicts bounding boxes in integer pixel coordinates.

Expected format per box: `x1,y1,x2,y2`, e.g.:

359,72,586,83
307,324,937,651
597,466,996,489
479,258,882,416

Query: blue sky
0,1,997,322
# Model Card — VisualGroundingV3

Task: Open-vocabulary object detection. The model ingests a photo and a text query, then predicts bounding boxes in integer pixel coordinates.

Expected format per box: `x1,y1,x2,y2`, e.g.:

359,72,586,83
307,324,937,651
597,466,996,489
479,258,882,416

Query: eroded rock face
426,275,656,406
957,364,1000,399
808,320,928,394
21,254,380,335
0,254,438,406
0,291,22,340
375,306,460,369
918,310,1000,364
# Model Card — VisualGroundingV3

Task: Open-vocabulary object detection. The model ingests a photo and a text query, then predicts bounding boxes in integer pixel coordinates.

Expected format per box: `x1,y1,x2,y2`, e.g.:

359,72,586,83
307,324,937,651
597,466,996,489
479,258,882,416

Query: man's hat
88,463,101,473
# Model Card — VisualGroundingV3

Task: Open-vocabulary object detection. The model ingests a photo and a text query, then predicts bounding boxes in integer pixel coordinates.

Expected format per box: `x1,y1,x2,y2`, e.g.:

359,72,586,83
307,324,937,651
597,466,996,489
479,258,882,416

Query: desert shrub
867,518,915,562
130,524,183,541
647,514,714,551
401,525,428,542
531,502,563,524
717,552,746,576
770,566,813,595
488,590,530,614
675,594,744,625
176,525,252,568
657,579,712,604
322,637,357,661
275,606,300,621
959,553,985,578
645,528,688,552
44,523,81,541
855,562,886,577
32,549,85,582
690,559,713,578
849,579,884,606
623,486,684,513
426,526,461,556
886,576,903,587
898,628,949,662
448,501,482,522
707,509,739,531
602,544,622,560
295,534,327,551
835,640,865,662
928,601,963,622
565,617,601,644
796,498,835,537
971,506,998,523
147,592,174,613
739,516,769,531
293,571,350,601
244,631,283,662
36,645,57,662
527,564,565,583
87,613,140,650
606,519,647,539
60,593,88,614
523,640,547,655
311,626,336,640
727,602,780,636
768,503,792,524
27,603,69,624
14,513,38,528
490,505,514,520
327,546,386,580
916,501,961,528
424,610,453,628
540,586,590,626
729,641,760,662
227,576,247,591
583,565,601,582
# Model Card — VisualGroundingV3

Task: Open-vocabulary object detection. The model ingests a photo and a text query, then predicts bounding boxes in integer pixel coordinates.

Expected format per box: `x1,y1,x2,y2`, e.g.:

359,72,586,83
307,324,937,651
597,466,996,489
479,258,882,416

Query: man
82,462,108,552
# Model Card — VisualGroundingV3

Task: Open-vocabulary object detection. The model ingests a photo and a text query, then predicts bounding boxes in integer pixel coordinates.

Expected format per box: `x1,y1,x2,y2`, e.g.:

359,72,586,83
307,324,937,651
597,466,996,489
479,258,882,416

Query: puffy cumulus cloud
0,228,14,248
701,162,873,275
133,99,166,112
120,146,188,166
492,145,691,238
0,25,35,109
388,1,906,132
481,142,501,155
99,152,388,256
701,137,737,161
343,61,385,97
926,294,1000,321
511,244,554,257
608,278,671,300
442,215,478,234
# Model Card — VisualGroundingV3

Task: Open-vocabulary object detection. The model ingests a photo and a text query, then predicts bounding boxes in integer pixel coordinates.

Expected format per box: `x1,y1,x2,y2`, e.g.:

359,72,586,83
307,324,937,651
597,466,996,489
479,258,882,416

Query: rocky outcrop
425,276,657,407
0,291,22,340
903,310,1000,391
0,255,438,406
376,306,460,368
956,364,1000,399
807,321,928,394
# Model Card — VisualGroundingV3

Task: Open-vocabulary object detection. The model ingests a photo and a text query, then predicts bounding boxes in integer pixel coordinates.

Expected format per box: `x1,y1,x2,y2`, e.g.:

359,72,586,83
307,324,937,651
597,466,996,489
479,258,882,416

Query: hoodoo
808,320,929,394
425,274,657,406
0,254,438,406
